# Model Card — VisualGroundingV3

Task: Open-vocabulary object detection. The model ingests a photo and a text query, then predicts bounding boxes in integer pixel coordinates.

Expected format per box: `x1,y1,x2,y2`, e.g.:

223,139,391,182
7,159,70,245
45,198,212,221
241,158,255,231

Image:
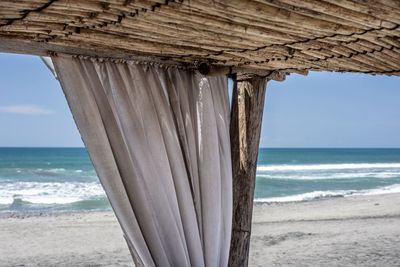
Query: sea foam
257,171,400,180
257,163,400,172
0,181,105,205
256,184,400,203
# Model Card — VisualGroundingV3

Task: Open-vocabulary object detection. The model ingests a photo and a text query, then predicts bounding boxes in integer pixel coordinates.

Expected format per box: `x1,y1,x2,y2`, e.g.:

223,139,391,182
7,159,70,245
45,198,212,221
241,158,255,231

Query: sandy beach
1,193,400,267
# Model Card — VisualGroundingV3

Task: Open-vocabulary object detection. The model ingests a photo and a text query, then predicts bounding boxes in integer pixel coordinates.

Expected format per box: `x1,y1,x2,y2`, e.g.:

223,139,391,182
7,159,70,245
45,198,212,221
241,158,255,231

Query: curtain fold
52,55,232,267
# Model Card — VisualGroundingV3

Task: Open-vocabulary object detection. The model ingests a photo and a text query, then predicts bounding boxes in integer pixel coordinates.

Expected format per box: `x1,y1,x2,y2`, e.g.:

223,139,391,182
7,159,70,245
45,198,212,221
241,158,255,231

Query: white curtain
52,55,232,267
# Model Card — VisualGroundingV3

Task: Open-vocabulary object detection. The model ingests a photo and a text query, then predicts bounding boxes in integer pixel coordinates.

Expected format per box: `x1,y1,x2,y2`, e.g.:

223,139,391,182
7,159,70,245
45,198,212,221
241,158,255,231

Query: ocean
1,147,400,214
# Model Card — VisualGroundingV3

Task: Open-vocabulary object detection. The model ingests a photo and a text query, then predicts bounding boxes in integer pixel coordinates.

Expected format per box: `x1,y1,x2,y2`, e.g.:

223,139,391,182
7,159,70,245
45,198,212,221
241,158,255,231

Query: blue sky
0,53,399,148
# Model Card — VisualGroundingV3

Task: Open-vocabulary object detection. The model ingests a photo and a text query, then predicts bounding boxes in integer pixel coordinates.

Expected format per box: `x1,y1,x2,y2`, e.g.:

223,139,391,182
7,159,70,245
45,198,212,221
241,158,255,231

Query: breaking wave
257,163,400,172
0,181,105,206
257,171,400,180
256,184,400,203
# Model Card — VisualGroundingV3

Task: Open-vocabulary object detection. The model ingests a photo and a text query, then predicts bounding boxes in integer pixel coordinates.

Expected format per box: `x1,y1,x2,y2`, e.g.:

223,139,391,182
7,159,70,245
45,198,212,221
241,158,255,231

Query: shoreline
1,193,400,266
2,190,400,218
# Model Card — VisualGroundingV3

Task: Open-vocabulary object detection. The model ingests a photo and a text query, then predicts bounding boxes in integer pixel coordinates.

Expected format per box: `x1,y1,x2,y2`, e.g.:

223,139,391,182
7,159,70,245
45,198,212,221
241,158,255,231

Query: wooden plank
229,75,267,267
265,0,396,29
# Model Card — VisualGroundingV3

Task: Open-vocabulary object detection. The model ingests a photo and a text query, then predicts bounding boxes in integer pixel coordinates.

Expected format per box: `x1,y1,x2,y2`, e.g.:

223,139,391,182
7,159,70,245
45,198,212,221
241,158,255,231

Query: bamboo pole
228,75,267,267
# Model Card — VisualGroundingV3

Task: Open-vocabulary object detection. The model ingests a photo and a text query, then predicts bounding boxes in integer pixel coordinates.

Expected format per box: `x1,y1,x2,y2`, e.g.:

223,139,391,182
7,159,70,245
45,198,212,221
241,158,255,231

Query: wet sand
1,193,400,266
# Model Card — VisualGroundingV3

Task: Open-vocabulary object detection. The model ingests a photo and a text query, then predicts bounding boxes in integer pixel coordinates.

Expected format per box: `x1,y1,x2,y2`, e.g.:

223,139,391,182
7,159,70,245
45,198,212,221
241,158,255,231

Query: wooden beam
197,63,291,81
228,75,267,267
0,37,185,63
0,37,297,80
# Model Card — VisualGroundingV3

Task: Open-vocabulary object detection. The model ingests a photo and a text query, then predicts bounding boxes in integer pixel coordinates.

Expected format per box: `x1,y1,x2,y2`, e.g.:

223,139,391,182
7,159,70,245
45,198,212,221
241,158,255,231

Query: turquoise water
256,148,400,201
1,148,400,213
0,148,108,213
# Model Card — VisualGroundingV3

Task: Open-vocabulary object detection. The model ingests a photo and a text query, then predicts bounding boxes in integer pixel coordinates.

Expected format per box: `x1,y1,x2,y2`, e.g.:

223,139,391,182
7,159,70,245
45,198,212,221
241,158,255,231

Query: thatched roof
0,0,399,76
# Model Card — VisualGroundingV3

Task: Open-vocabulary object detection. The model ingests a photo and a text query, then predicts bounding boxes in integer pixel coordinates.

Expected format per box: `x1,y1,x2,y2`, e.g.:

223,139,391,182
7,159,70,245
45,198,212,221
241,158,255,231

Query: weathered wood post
228,74,267,267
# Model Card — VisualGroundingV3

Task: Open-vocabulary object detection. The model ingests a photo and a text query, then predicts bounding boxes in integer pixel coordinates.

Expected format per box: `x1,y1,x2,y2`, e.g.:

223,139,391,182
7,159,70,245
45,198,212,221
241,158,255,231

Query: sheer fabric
52,55,232,267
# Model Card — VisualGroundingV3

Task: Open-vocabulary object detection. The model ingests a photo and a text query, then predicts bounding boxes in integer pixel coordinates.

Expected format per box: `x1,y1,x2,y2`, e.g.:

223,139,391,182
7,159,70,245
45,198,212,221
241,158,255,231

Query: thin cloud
0,105,54,115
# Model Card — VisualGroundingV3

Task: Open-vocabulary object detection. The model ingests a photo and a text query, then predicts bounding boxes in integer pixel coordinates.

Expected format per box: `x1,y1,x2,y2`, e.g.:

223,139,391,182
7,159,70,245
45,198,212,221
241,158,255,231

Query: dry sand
1,193,400,266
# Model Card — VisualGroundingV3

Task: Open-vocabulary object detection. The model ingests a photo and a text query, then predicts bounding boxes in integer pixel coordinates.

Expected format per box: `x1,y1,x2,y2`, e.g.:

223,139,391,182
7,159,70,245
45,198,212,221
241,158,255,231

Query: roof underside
0,0,400,76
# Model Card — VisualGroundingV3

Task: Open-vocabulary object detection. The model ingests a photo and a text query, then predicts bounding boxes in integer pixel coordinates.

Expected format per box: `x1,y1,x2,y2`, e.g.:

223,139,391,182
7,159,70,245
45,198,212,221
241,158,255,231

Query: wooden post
228,75,267,267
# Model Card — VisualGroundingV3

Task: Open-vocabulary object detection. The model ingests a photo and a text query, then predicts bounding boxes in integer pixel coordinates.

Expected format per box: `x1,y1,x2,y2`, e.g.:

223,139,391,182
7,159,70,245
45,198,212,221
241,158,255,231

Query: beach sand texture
1,193,400,267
